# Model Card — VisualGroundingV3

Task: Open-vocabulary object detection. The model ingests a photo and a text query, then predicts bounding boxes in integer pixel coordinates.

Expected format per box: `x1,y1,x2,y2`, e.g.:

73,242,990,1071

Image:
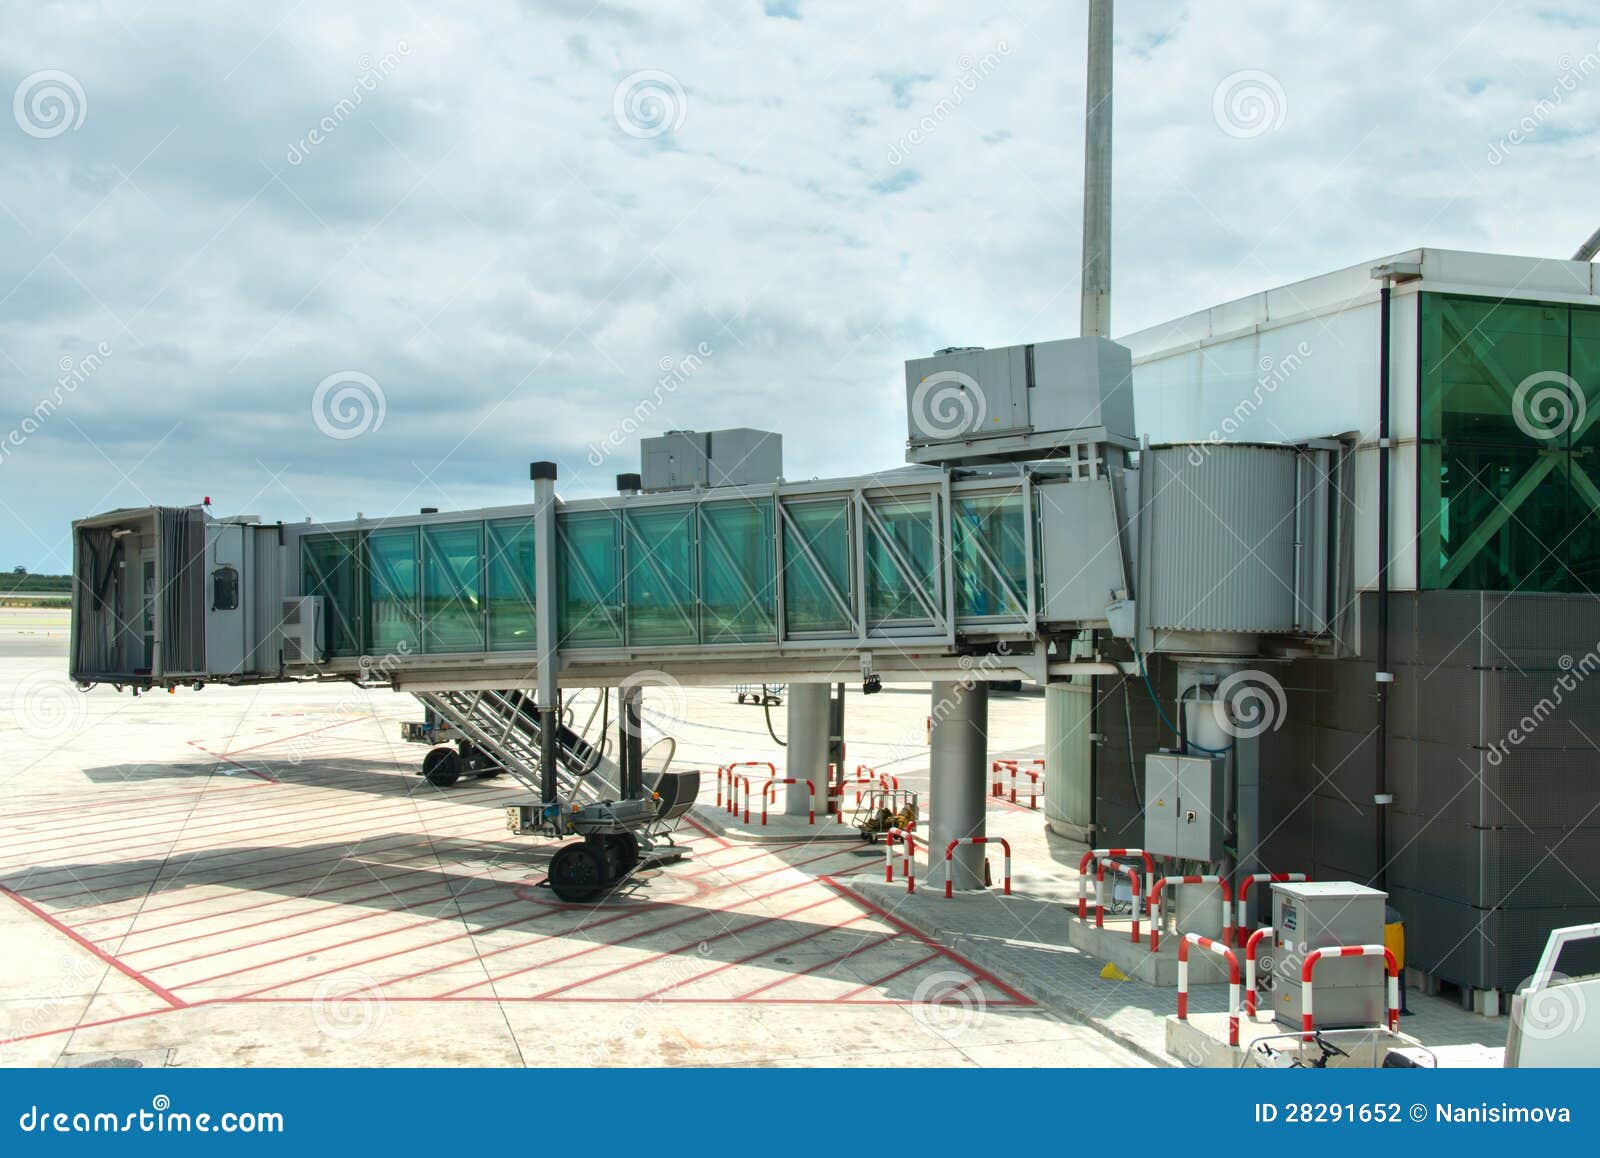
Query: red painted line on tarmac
0,1002,197,1047
680,812,731,847
525,893,841,1000
1,887,186,1009
816,876,1033,1006
633,912,872,1002
735,928,901,1000
832,949,942,1000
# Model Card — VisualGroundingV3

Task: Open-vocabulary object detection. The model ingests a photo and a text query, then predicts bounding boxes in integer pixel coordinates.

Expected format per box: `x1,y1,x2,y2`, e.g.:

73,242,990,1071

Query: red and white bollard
1234,872,1308,946
1177,932,1242,1047
759,777,815,826
885,825,916,890
1300,945,1400,1040
1096,857,1144,944
990,759,1016,797
943,836,1011,899
724,760,776,820
1244,926,1274,1017
1149,875,1233,952
1075,848,1155,921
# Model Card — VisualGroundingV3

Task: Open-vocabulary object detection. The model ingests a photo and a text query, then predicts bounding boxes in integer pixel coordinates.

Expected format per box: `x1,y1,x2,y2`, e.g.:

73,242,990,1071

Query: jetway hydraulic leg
785,683,831,818
930,680,988,892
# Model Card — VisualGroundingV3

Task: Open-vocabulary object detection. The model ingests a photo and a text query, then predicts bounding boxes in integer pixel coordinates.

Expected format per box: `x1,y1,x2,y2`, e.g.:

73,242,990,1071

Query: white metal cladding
1140,445,1300,633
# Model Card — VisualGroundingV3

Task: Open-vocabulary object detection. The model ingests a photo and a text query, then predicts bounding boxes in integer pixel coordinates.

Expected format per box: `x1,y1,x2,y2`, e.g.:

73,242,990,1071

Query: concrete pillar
784,683,831,817
930,680,988,891
1043,682,1094,842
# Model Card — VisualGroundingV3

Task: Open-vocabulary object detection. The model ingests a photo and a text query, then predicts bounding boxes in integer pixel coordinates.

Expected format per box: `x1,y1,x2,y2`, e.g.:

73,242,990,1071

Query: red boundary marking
833,948,942,1001
1,886,185,1009
735,927,898,1000
816,876,1033,1006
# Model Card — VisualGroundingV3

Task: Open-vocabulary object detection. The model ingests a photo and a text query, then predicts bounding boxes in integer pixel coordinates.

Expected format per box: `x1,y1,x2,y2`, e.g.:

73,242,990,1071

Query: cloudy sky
1,0,1597,571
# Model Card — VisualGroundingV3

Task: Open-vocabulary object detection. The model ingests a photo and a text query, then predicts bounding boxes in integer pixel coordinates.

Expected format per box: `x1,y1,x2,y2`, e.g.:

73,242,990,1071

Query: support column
784,682,831,817
619,685,644,800
530,461,560,806
1044,681,1094,842
930,680,988,892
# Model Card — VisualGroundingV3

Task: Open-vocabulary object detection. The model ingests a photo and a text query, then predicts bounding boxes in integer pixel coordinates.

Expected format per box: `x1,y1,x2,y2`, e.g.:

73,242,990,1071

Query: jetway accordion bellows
1136,443,1349,640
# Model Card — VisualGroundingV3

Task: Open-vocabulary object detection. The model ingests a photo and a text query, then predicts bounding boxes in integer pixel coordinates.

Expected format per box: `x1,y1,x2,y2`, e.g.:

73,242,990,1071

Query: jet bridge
65,334,1355,901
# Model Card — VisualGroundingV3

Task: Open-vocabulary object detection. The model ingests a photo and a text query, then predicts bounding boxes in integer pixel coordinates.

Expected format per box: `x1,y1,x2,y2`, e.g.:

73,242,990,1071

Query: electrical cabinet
640,429,782,492
1143,753,1224,860
1269,881,1388,1029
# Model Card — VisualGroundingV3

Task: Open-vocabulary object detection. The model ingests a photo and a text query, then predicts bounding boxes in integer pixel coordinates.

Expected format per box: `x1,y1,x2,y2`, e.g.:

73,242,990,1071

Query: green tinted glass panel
301,533,362,657
699,499,776,643
422,523,483,653
558,512,622,647
953,493,1027,618
782,501,852,633
366,527,419,654
864,498,938,623
1419,293,1600,592
624,506,698,644
486,518,536,652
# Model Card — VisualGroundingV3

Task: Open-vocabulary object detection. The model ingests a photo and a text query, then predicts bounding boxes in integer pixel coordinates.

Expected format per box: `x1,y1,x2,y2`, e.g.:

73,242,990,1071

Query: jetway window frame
697,496,777,644
622,503,700,646
485,516,537,652
558,510,624,648
366,526,421,655
421,521,485,654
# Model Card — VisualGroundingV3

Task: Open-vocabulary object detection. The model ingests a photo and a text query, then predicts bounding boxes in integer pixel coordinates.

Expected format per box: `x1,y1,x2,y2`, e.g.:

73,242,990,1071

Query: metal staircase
412,688,620,805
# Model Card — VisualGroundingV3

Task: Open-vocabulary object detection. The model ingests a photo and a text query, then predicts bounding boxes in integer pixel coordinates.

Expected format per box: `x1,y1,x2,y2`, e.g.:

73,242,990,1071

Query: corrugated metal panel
1143,445,1299,632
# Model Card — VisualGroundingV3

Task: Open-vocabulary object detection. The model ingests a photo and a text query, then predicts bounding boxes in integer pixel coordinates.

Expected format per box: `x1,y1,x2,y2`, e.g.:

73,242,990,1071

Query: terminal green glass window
624,506,699,645
422,522,484,653
953,493,1028,618
699,499,777,643
1419,292,1600,592
558,512,622,647
366,527,419,654
485,518,536,652
301,533,362,657
864,497,939,624
782,500,853,634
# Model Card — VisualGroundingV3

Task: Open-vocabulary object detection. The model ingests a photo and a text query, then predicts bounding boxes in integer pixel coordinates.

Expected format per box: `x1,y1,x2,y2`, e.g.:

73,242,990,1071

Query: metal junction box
1143,753,1224,860
640,429,782,492
904,337,1135,465
1269,881,1387,1030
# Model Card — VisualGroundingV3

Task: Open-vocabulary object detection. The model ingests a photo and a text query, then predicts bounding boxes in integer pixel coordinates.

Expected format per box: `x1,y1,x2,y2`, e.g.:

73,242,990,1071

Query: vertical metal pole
1079,0,1114,339
930,680,988,891
785,683,831,817
620,685,644,800
531,461,561,806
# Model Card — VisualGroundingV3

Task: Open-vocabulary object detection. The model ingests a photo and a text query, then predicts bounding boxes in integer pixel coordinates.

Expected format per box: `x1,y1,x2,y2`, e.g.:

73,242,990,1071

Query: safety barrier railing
990,759,1016,796
989,758,1045,807
1243,926,1274,1017
1300,945,1399,1040
1177,933,1241,1047
724,760,776,819
1097,857,1144,943
943,836,1011,899
849,765,899,806
1075,848,1155,922
885,825,916,894
1149,875,1232,952
1234,872,1308,946
759,777,815,826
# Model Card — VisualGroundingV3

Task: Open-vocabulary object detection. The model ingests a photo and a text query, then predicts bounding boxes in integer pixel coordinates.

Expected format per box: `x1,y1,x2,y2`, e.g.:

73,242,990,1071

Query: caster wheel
422,746,462,787
603,831,641,877
548,843,607,903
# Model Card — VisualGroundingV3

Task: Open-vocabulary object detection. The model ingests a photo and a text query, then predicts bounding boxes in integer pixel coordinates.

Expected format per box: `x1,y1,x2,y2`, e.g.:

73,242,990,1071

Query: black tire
604,831,641,877
422,746,462,787
548,842,607,903
458,741,503,779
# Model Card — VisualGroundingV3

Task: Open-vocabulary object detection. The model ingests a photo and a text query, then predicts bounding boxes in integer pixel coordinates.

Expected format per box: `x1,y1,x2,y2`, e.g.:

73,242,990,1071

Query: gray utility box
640,429,782,493
1143,753,1225,860
904,337,1135,465
1269,881,1388,1030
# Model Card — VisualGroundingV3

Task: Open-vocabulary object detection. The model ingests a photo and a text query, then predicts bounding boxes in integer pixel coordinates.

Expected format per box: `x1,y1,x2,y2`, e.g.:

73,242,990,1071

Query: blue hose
1135,650,1234,756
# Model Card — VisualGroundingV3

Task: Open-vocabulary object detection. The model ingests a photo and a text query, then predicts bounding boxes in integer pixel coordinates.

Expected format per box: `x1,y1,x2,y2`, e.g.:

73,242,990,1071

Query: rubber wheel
548,843,607,903
422,746,461,787
604,831,641,877
458,741,503,779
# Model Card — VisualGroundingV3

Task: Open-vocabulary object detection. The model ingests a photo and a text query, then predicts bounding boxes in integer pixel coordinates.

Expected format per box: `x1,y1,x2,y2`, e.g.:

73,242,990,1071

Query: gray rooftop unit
639,429,782,493
904,336,1135,465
